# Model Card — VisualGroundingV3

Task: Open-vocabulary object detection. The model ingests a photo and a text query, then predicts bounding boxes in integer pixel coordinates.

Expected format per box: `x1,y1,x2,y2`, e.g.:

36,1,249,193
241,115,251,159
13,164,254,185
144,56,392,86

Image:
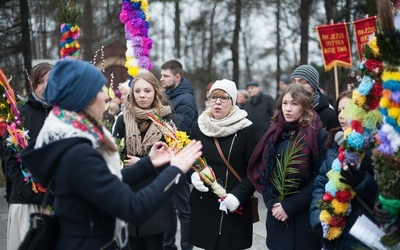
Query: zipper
164,173,181,192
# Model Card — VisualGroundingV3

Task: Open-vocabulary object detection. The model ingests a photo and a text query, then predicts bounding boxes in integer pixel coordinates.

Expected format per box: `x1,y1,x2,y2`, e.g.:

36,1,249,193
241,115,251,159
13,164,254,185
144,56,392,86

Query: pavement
0,188,267,250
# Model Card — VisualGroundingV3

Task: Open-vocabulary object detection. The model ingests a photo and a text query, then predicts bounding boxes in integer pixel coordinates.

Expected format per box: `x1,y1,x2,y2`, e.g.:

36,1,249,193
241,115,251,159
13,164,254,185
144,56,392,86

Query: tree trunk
325,0,336,23
276,0,282,95
81,0,95,61
174,0,181,58
231,0,241,85
207,2,217,75
299,0,312,65
19,0,32,93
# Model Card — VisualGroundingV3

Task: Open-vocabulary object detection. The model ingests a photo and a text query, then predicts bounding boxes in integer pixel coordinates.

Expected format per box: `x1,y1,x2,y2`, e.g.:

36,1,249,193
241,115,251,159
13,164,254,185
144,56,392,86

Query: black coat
189,122,259,250
310,139,378,249
315,93,340,131
4,94,52,204
265,129,328,250
244,92,275,139
113,113,177,237
19,137,188,250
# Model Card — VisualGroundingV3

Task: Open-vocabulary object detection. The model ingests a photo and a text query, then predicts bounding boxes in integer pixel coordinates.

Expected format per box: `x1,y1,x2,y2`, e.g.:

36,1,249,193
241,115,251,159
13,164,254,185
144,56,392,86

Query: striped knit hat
290,65,319,91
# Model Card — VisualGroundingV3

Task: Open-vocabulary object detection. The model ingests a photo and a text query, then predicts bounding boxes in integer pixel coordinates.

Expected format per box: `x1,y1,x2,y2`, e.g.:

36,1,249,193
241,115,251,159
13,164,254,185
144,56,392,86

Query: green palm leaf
271,135,305,201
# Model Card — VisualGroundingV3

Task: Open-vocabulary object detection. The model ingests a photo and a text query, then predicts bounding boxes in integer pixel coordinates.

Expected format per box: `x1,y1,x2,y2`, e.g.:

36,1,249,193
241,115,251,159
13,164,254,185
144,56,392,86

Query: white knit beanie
209,79,238,104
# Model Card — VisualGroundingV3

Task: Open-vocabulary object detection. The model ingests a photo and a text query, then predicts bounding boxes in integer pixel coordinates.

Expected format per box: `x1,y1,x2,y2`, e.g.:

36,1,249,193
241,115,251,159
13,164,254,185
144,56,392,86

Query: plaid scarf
247,111,322,194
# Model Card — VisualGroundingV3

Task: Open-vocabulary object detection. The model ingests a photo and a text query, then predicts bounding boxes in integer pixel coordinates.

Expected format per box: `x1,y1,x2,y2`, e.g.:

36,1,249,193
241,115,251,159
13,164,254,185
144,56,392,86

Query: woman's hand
170,140,203,173
124,155,140,166
148,141,171,168
271,202,289,222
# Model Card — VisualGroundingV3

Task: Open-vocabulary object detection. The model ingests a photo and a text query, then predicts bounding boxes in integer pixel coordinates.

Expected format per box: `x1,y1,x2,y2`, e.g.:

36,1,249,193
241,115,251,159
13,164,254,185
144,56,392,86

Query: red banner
353,16,377,61
316,23,352,71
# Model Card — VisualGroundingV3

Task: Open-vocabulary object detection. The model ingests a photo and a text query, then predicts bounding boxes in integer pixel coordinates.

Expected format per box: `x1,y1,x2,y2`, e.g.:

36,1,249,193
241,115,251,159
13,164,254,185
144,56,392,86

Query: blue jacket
165,78,198,134
19,137,187,250
310,139,378,249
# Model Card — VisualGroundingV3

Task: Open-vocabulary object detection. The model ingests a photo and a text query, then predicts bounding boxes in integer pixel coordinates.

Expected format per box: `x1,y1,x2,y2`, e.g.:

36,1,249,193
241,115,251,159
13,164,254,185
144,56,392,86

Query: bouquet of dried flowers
0,69,46,193
147,111,231,205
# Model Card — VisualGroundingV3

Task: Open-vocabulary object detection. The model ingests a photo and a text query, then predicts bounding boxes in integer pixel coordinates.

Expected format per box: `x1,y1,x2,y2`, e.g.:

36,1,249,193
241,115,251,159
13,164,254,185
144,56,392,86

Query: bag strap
214,138,242,182
40,174,54,209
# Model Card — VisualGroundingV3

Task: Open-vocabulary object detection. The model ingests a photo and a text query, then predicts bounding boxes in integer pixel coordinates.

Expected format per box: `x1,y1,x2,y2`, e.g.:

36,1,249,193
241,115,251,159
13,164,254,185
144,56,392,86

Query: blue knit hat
45,59,107,112
290,65,319,91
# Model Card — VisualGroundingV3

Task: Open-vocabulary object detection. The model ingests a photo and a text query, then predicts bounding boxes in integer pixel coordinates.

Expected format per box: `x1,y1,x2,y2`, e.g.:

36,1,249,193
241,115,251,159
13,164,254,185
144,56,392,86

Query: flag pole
329,19,339,99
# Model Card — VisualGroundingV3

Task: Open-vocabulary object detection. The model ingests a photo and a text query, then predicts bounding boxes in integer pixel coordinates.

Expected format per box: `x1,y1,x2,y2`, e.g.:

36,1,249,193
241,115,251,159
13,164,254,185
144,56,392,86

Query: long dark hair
30,62,52,91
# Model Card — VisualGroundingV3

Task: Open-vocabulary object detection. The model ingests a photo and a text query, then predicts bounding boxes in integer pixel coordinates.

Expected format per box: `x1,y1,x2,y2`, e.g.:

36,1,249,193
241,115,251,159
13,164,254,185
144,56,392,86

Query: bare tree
19,0,32,92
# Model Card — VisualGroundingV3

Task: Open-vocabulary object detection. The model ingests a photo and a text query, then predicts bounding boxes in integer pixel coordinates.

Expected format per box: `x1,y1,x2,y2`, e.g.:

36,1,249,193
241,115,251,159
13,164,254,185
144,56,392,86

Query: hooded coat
19,137,187,250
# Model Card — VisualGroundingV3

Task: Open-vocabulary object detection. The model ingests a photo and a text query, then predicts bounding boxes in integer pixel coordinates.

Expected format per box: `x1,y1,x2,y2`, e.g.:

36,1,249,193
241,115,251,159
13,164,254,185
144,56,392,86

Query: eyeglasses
209,95,231,103
291,78,309,85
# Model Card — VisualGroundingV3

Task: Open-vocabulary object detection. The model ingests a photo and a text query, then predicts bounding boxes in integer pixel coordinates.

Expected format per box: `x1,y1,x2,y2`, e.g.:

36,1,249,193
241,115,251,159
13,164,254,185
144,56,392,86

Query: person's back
160,59,197,250
244,81,275,139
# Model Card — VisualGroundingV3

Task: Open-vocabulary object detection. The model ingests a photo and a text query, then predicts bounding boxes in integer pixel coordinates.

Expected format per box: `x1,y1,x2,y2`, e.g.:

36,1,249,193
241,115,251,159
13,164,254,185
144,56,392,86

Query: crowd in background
1,59,395,250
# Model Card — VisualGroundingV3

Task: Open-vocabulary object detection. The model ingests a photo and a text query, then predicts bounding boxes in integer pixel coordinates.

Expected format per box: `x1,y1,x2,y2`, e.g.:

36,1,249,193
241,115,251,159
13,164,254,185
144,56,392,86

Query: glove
334,131,344,146
191,172,209,192
224,193,240,212
339,166,365,188
374,201,392,226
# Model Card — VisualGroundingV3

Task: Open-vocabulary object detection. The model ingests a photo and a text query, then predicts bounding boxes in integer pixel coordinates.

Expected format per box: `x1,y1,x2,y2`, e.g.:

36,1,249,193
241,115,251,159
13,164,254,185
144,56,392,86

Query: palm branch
271,135,305,201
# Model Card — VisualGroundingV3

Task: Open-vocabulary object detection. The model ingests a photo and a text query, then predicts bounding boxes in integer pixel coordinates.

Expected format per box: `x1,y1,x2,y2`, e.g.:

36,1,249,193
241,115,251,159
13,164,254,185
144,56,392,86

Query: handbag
214,138,260,223
18,175,59,250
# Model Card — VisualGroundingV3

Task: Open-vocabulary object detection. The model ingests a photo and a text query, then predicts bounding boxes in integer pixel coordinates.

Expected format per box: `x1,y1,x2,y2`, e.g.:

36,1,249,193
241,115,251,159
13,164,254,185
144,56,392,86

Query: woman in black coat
248,84,328,250
19,59,202,250
189,79,259,250
5,62,53,250
113,71,178,250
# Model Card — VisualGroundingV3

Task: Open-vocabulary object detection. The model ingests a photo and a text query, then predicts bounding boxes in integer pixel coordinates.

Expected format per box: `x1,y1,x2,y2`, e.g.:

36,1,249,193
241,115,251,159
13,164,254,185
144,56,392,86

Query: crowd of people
2,58,396,250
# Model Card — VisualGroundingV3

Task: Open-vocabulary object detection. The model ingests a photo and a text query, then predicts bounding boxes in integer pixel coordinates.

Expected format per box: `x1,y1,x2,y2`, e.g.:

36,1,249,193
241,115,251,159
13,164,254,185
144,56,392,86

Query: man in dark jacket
160,59,197,250
244,81,275,139
290,64,340,131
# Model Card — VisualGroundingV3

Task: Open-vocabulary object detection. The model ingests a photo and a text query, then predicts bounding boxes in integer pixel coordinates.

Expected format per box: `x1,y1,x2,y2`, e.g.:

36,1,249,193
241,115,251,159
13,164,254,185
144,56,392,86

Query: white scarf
35,111,128,248
198,105,252,138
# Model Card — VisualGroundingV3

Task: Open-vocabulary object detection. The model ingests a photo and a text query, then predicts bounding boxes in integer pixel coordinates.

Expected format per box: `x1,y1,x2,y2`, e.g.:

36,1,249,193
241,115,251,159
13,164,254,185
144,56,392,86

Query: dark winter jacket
189,122,259,250
314,93,340,131
165,78,198,134
5,94,52,205
113,113,177,237
19,137,187,250
263,129,327,250
310,139,378,250
244,92,275,139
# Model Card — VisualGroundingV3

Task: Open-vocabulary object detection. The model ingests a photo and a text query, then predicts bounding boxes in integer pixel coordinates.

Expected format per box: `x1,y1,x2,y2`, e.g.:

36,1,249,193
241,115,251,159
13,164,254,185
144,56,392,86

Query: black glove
374,202,393,226
381,219,400,247
339,167,365,188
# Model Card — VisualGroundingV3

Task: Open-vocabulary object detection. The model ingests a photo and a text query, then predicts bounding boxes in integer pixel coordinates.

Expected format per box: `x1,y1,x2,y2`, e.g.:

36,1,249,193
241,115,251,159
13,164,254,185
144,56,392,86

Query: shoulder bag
213,137,260,223
18,175,59,250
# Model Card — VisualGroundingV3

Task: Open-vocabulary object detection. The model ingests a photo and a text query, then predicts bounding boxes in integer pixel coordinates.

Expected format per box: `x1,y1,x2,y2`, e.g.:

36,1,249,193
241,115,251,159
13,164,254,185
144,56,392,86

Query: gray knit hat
290,65,319,91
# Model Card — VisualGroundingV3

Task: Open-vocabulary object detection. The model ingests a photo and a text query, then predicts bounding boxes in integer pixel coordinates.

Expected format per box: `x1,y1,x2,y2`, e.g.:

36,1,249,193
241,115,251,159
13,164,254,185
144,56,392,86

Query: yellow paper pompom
380,97,390,109
140,0,148,12
332,199,349,215
128,66,140,77
368,36,380,57
382,70,400,82
320,210,332,224
388,107,400,119
326,227,342,240
352,90,367,107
